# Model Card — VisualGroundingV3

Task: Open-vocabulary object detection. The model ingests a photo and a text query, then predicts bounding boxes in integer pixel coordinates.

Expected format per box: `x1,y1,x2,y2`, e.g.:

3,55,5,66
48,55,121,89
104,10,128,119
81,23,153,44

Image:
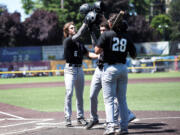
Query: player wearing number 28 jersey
97,31,136,64
95,24,136,134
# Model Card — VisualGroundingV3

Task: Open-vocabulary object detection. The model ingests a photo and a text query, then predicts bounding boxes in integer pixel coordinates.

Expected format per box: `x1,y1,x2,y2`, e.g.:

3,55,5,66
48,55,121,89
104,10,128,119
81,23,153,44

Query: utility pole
149,2,154,22
150,2,153,17
61,0,64,9
165,0,171,14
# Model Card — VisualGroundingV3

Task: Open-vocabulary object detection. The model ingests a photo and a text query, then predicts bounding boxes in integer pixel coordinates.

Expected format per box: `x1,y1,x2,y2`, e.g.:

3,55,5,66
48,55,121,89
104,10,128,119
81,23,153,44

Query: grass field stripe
0,111,25,120
0,127,43,135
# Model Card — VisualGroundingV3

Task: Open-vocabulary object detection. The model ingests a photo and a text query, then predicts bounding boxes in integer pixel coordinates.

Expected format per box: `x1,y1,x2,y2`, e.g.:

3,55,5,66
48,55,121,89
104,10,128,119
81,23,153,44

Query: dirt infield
1,77,180,135
1,77,180,90
0,103,180,135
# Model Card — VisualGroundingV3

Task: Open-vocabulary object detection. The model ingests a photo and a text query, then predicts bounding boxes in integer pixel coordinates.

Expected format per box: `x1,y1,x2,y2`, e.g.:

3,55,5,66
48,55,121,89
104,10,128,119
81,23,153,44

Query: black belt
67,63,82,67
97,61,104,70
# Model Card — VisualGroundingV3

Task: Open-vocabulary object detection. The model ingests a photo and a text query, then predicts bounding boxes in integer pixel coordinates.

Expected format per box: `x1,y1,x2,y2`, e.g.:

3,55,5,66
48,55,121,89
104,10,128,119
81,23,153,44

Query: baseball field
0,71,180,135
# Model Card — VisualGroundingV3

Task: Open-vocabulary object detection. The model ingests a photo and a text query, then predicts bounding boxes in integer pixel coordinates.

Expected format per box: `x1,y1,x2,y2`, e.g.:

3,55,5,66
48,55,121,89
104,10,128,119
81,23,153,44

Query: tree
169,0,180,22
0,4,7,15
21,0,96,27
102,0,129,17
151,14,171,40
152,0,166,16
170,22,180,41
169,0,180,41
20,0,156,43
21,0,35,14
23,9,62,45
128,15,158,42
129,0,150,16
0,11,25,47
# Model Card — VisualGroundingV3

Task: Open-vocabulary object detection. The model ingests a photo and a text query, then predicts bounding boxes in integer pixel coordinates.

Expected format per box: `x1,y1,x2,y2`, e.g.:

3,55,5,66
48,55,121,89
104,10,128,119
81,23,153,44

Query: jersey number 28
112,37,127,52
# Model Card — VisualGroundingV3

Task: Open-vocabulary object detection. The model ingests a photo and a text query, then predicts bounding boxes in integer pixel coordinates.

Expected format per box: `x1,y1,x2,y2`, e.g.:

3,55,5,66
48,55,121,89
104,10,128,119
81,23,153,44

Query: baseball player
94,13,137,135
86,21,136,130
63,21,98,127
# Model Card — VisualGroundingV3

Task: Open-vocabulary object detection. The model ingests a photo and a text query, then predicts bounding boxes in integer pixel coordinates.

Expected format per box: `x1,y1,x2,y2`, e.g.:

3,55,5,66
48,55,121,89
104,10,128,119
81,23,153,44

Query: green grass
0,87,64,112
128,71,180,78
1,71,180,84
0,71,180,111
0,82,180,112
127,82,180,111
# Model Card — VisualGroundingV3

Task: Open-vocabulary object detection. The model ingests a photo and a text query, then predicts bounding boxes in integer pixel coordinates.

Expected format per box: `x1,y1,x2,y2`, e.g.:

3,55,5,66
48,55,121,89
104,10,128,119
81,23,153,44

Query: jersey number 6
112,37,127,52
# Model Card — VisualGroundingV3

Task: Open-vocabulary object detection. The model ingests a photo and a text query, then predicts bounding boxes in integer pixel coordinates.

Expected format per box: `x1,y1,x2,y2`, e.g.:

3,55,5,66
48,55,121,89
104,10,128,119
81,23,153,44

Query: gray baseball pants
102,63,128,130
89,67,102,121
64,64,85,120
90,67,119,122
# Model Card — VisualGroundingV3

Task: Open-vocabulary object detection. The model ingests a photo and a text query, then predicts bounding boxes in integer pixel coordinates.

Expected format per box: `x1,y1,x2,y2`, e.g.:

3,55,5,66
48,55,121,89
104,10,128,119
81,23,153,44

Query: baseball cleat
85,120,99,129
65,118,72,127
77,117,88,126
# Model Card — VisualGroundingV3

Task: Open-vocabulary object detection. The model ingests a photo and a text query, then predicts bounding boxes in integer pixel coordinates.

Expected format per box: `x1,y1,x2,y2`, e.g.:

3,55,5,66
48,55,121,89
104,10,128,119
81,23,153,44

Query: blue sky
0,0,28,21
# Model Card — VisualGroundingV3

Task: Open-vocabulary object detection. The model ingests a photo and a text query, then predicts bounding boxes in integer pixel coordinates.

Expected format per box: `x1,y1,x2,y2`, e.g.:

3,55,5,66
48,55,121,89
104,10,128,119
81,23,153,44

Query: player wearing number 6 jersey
94,14,137,135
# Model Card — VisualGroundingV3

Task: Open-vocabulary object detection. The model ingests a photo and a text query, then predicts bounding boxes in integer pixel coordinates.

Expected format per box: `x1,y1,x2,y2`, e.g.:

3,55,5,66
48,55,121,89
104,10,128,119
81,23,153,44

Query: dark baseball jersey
96,30,136,64
63,37,88,64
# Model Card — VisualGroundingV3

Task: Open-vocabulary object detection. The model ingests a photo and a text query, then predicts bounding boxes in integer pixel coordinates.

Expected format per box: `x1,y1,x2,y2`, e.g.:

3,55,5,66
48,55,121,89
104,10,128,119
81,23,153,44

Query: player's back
99,30,130,64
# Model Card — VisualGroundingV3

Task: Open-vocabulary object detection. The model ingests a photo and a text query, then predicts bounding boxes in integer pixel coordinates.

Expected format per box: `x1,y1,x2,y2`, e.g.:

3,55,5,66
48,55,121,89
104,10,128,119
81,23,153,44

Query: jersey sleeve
72,23,88,41
127,36,137,59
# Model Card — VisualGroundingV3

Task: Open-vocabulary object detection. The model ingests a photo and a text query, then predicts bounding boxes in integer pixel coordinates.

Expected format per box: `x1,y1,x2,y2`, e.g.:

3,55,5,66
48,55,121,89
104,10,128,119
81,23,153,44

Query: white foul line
37,119,106,129
0,111,25,120
1,116,180,135
0,127,43,135
0,118,54,135
36,117,180,129
0,119,53,128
